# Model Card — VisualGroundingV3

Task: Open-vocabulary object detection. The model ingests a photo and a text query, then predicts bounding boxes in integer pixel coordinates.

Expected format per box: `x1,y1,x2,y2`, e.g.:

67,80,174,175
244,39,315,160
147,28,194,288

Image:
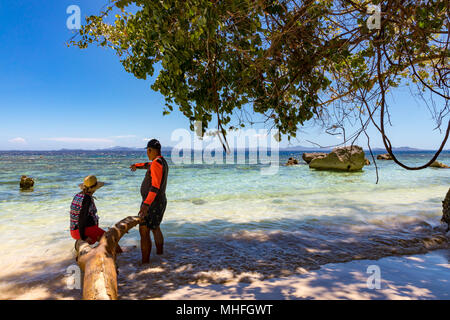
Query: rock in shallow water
430,161,449,169
302,152,327,164
309,146,365,172
377,153,393,160
286,157,299,166
192,199,207,205
19,175,34,190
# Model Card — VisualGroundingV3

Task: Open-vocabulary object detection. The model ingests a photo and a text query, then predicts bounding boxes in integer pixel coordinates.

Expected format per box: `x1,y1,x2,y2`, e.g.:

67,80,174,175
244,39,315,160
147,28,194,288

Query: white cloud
41,137,114,143
9,137,26,144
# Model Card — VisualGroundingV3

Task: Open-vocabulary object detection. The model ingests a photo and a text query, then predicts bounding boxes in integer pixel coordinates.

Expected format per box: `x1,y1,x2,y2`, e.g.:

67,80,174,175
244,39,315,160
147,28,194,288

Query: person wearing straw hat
69,175,118,249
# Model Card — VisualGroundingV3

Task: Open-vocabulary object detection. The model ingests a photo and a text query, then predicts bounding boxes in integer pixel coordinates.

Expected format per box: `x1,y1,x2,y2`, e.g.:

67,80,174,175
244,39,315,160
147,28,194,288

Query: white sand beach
156,250,450,300
1,248,448,300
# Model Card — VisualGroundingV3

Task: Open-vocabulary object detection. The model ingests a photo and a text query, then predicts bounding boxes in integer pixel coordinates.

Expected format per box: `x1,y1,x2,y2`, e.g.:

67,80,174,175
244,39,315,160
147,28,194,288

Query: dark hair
146,139,161,150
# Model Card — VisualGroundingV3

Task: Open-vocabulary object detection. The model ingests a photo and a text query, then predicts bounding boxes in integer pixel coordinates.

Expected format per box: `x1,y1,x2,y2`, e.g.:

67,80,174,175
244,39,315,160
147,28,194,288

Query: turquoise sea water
0,150,449,295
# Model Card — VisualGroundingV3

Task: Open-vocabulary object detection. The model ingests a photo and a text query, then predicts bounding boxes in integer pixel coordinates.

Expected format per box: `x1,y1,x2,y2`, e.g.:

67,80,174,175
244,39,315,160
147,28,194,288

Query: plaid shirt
70,192,99,231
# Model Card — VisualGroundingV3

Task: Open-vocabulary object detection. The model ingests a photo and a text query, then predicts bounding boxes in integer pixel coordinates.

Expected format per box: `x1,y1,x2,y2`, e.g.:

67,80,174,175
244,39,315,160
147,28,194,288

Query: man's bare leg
139,225,152,263
152,227,164,255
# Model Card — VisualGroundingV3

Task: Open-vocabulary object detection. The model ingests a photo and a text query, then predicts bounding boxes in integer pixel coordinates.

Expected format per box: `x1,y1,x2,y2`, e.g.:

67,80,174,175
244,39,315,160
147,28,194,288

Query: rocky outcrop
302,152,327,164
309,146,365,171
430,161,449,169
442,188,450,232
20,176,34,189
286,157,299,166
365,158,371,165
377,153,393,160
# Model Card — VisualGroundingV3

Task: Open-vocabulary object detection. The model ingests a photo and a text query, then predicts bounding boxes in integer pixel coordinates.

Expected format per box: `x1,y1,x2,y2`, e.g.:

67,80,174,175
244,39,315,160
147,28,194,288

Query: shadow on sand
0,217,448,300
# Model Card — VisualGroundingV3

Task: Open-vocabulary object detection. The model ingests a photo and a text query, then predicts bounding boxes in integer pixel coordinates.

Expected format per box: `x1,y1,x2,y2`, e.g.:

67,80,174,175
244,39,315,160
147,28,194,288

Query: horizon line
0,146,448,152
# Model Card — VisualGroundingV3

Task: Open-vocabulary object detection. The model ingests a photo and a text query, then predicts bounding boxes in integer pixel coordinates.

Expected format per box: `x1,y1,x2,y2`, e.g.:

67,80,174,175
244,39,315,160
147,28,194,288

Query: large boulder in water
430,161,449,169
309,146,365,171
377,153,392,160
20,176,34,190
302,152,327,164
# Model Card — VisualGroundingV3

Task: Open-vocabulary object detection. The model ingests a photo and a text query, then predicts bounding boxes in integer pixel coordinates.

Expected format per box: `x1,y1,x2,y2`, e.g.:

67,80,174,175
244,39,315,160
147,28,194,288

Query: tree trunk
442,188,450,231
75,216,142,300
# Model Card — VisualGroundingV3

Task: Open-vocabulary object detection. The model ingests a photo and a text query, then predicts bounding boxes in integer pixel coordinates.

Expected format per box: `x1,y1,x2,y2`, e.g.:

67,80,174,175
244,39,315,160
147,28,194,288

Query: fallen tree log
75,216,142,300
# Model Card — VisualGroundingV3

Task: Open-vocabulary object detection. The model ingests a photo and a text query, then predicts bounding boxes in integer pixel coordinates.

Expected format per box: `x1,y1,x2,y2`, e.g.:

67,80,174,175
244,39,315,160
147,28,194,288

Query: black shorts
140,198,167,230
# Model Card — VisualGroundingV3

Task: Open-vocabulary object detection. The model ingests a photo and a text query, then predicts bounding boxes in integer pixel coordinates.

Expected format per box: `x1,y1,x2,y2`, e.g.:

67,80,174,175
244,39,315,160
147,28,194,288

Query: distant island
1,146,447,152
280,146,424,152
49,146,426,152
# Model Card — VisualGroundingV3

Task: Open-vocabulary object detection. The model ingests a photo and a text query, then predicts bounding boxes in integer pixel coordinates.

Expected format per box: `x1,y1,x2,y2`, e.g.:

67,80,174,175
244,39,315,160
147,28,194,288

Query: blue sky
0,0,448,150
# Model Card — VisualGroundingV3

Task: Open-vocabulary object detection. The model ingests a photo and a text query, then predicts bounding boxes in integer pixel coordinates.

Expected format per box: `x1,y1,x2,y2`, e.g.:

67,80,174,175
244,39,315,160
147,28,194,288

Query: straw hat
79,175,104,193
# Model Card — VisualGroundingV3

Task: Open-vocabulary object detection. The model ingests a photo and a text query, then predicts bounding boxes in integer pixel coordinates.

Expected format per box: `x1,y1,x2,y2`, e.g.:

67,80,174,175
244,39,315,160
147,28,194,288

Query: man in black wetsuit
130,139,169,264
